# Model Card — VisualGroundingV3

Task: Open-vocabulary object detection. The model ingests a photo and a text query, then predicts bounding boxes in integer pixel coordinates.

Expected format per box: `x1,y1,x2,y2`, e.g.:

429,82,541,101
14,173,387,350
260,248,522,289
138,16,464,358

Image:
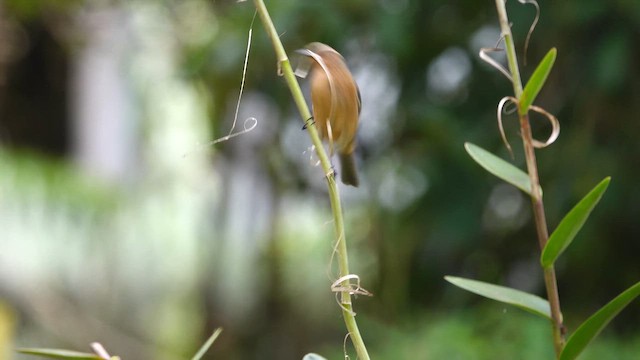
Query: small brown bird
296,42,361,187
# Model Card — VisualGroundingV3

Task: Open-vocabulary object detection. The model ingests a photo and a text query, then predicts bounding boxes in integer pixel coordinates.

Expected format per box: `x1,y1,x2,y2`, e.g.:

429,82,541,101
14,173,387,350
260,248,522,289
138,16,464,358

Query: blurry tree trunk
71,5,136,183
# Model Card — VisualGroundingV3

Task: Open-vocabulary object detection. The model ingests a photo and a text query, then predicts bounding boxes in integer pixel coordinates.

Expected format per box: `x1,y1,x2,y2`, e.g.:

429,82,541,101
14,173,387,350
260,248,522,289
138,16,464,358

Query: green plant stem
252,1,369,359
520,114,566,354
495,0,565,357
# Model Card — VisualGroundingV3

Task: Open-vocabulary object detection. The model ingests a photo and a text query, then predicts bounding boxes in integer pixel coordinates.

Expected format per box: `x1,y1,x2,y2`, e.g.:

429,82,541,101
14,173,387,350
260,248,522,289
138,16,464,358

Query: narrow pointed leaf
17,348,101,360
560,281,640,360
541,177,610,267
303,354,328,360
191,328,223,360
519,48,556,113
445,276,550,319
465,142,533,195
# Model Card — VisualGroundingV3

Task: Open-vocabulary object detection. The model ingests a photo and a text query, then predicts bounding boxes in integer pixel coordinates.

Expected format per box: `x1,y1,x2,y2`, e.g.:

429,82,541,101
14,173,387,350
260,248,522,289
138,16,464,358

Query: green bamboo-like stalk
494,0,566,356
252,1,370,359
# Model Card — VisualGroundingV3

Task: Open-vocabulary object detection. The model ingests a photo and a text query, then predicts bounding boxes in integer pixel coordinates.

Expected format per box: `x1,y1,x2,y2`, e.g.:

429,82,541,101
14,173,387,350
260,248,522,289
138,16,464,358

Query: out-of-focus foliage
1,0,639,359
324,308,640,360
0,301,17,359
560,281,640,360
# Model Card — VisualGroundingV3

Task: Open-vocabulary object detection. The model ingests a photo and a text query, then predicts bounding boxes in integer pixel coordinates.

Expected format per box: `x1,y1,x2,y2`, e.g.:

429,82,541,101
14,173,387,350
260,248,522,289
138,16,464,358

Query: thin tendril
183,11,258,158
518,0,540,66
497,96,518,158
529,104,560,148
479,36,513,81
229,11,257,136
343,333,352,360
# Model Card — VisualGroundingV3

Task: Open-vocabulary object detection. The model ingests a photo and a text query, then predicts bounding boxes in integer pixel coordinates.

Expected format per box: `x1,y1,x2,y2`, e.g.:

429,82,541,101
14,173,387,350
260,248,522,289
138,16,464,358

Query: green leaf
17,348,102,360
302,354,328,360
541,177,610,268
191,328,223,360
444,276,551,319
465,142,533,196
519,48,557,113
560,281,640,360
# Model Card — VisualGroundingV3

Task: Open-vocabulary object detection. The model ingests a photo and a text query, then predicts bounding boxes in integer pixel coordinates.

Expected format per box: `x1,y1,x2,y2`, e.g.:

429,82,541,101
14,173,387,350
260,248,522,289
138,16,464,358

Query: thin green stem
521,114,566,355
494,0,565,357
252,1,369,359
495,0,523,99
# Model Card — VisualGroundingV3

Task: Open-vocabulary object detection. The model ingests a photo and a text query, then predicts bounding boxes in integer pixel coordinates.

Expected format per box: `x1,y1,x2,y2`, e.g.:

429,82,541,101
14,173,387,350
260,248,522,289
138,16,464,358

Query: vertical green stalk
494,0,565,356
252,1,370,359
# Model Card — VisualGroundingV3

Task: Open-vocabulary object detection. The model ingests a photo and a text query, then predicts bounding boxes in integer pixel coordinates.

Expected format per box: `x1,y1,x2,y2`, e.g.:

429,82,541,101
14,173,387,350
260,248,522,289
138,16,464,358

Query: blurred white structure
71,6,137,183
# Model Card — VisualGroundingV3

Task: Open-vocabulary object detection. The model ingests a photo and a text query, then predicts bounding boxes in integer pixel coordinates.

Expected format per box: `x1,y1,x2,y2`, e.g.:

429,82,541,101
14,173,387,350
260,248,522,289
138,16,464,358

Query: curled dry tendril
228,11,257,138
487,1,558,155
206,117,259,146
497,96,518,157
183,10,258,158
479,35,513,81
518,0,540,66
497,96,560,156
529,104,560,148
343,333,352,360
331,274,373,316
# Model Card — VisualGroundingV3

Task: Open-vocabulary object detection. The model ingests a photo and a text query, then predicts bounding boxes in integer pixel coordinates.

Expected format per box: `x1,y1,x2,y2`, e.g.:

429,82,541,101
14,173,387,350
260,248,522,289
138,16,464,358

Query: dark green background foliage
1,0,639,359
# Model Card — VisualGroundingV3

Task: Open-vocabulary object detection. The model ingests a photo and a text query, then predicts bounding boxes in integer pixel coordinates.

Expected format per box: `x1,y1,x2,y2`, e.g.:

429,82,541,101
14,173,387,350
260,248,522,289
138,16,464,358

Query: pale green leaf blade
520,48,557,113
444,276,550,319
465,142,533,195
17,348,101,360
191,328,223,360
541,177,610,268
302,353,328,360
560,281,640,360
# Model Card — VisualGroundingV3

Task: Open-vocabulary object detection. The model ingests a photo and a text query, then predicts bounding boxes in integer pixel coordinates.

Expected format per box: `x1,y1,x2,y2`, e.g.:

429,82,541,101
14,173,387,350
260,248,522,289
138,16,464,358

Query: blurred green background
1,0,639,359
